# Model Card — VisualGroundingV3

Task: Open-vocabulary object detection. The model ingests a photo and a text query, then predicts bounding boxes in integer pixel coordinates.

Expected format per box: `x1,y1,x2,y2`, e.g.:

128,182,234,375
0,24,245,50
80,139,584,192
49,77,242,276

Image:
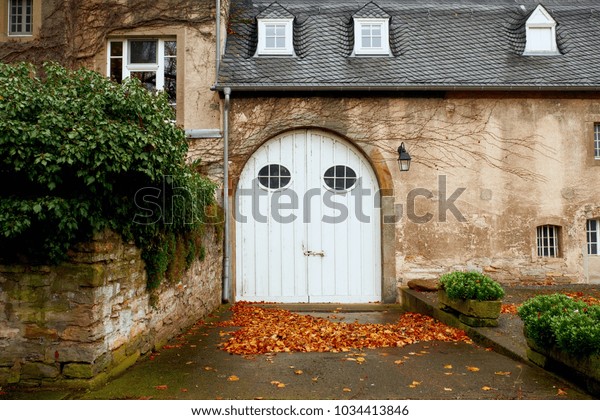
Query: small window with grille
536,225,560,257
257,164,292,190
9,0,33,35
323,165,358,192
587,219,600,255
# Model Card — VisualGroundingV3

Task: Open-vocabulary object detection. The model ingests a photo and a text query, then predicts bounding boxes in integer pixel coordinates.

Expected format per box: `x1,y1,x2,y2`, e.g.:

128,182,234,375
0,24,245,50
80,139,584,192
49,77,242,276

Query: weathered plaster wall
0,228,222,387
194,92,600,301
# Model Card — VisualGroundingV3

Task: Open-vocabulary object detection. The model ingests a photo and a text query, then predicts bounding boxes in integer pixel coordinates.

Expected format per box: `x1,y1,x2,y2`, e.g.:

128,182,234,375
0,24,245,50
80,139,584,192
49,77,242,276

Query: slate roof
256,2,294,20
218,0,600,91
353,2,390,19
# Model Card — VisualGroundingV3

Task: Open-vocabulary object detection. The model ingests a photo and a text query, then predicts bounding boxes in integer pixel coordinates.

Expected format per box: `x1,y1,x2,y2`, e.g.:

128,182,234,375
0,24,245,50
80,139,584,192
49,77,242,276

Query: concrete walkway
2,287,597,400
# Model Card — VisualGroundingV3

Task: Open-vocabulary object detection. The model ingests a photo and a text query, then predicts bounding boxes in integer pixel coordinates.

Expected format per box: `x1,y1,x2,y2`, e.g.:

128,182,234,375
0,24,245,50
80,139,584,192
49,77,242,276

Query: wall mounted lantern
397,142,411,172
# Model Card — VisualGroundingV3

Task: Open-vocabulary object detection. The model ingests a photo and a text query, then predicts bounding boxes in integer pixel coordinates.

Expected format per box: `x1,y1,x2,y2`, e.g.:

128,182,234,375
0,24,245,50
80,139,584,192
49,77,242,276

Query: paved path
2,302,592,400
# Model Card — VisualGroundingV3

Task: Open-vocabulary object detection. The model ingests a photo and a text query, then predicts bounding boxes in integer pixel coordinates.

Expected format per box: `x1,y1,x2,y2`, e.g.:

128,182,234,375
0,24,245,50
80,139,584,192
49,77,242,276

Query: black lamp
397,142,411,172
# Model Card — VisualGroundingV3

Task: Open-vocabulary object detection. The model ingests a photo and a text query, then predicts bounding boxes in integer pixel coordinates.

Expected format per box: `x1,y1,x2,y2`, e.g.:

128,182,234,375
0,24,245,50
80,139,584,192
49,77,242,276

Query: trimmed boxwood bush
439,271,505,301
518,294,600,356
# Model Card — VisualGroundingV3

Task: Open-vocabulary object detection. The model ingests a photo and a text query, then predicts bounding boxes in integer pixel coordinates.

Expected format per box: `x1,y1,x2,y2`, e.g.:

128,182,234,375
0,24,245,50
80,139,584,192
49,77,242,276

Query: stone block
406,279,440,292
0,340,46,365
13,304,46,324
62,363,94,379
44,304,99,327
0,366,20,384
59,322,106,342
24,324,59,340
403,272,439,281
21,362,60,380
6,284,47,304
438,290,502,319
18,272,53,288
50,342,107,364
458,314,499,327
0,323,20,340
54,264,105,289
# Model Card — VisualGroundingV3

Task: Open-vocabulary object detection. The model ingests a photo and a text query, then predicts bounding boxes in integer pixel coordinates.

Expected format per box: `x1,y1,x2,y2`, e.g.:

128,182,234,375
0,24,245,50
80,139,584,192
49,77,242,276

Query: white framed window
108,38,177,108
537,225,560,257
8,0,32,35
256,19,294,56
594,123,600,160
587,220,600,255
353,18,390,56
524,5,558,55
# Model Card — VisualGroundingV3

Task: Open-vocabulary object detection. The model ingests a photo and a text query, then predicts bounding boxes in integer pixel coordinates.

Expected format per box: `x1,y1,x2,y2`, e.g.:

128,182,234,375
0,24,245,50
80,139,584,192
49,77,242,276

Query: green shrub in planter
518,294,600,355
439,271,505,301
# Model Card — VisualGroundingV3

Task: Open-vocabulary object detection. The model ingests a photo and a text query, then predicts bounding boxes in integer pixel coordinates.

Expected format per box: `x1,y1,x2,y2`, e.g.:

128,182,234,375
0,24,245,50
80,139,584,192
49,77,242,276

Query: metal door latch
304,250,325,257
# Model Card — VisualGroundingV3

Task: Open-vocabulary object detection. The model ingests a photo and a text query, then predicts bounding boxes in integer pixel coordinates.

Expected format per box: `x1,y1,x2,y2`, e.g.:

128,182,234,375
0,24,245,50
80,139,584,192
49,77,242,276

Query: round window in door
258,164,292,190
324,165,357,191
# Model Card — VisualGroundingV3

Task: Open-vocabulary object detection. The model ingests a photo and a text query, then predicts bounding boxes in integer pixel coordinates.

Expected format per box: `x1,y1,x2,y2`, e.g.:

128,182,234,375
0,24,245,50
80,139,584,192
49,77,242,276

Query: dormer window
352,2,391,56
524,5,559,55
257,20,294,55
255,2,295,56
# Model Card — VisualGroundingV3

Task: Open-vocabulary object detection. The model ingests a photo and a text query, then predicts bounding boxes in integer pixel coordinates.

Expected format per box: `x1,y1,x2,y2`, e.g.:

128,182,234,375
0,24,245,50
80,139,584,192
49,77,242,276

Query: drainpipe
215,0,221,84
222,87,231,302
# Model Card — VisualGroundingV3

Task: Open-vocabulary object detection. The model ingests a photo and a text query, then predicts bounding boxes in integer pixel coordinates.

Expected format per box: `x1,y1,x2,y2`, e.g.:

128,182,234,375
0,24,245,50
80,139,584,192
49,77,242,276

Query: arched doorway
235,129,381,303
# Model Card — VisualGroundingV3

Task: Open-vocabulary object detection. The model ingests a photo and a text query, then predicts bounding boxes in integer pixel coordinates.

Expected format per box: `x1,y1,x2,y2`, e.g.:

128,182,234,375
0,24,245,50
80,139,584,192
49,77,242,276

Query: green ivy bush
0,62,216,288
518,294,600,356
439,271,505,301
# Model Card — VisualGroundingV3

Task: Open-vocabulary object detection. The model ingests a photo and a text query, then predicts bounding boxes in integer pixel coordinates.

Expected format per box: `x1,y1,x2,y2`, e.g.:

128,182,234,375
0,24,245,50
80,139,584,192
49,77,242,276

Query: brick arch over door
235,129,382,303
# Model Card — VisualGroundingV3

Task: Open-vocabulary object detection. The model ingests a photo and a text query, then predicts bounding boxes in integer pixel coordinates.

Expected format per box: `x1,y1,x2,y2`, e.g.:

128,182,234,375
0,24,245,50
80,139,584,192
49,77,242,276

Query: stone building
215,0,600,303
0,0,225,387
3,0,600,309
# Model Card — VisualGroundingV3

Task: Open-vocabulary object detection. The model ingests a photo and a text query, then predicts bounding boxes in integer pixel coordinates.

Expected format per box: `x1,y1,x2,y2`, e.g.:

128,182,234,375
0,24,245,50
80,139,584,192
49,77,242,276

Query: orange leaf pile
219,302,471,355
501,303,519,314
564,292,600,306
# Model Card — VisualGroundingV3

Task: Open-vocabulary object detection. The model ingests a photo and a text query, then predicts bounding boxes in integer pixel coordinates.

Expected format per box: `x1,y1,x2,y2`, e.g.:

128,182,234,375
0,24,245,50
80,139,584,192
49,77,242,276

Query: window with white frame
524,5,558,55
537,225,560,257
594,124,600,160
8,0,32,35
587,219,600,255
353,18,390,56
108,39,177,108
256,19,294,56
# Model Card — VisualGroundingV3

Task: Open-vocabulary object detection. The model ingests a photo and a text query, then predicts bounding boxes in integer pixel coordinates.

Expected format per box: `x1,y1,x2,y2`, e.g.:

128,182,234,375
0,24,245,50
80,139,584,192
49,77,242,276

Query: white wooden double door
236,130,381,303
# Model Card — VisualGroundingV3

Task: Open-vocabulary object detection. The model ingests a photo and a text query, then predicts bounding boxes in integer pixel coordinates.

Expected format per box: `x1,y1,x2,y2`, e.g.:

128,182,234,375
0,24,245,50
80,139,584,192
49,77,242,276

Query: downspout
222,87,231,302
215,0,221,83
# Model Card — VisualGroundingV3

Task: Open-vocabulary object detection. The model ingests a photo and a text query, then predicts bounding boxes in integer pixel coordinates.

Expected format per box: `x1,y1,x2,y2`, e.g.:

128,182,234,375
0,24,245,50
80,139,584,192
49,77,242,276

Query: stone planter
438,290,502,327
525,333,600,397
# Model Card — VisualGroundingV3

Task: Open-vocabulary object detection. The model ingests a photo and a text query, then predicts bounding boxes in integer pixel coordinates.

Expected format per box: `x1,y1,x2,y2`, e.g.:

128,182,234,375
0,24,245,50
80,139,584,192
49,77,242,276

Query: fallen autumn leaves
217,302,471,355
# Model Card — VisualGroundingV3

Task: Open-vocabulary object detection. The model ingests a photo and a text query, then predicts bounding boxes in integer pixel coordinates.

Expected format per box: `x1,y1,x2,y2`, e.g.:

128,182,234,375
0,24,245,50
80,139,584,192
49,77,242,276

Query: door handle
304,250,325,257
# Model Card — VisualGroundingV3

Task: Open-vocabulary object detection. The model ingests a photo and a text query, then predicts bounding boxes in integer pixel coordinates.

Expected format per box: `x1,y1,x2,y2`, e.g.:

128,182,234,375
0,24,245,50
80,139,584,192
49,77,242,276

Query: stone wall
0,228,222,388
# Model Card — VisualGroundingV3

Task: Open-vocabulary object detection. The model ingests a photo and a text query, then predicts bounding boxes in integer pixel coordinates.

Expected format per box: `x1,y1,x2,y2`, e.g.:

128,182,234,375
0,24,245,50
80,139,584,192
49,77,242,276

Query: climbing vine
0,0,216,67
